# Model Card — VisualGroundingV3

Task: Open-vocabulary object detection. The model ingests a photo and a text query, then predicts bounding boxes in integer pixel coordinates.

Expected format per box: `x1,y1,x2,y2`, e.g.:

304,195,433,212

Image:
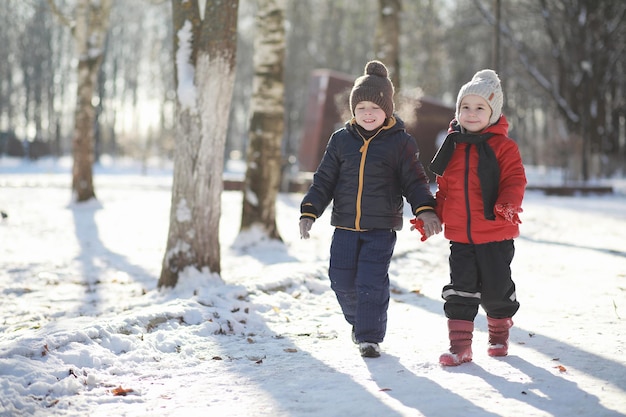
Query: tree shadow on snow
467,356,626,417
70,201,156,315
388,284,626,416
365,353,503,417
223,335,411,417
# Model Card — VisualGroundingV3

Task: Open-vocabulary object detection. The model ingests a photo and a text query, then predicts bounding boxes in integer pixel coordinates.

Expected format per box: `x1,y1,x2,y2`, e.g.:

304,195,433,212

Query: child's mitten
494,203,523,225
299,218,314,239
409,217,428,242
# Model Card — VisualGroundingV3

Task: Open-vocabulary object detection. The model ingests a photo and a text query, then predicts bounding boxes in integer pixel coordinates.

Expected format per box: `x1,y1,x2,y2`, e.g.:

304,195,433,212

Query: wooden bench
525,185,613,196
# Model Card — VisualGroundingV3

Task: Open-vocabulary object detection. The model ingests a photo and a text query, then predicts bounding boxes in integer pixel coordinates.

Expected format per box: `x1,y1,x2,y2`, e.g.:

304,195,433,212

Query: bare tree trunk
375,0,401,90
240,0,286,242
70,0,112,202
492,0,500,72
474,0,626,181
159,0,239,288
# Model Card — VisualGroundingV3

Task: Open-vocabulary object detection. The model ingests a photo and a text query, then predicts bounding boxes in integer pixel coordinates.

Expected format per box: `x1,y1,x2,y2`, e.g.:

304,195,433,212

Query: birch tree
159,0,239,288
48,0,113,202
239,0,286,243
375,0,401,90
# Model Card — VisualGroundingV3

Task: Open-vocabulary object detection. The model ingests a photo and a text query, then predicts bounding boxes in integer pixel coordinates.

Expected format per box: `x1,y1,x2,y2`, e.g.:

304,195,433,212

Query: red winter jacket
434,116,527,244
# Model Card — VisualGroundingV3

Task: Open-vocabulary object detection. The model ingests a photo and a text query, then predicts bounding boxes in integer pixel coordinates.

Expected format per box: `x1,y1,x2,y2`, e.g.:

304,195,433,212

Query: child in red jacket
430,69,527,366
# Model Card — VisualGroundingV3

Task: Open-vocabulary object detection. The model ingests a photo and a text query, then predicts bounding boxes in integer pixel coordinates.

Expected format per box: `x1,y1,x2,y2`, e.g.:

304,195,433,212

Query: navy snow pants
329,228,396,344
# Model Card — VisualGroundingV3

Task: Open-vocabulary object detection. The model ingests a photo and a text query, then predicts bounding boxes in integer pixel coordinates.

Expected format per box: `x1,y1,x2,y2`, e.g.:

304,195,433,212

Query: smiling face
458,94,492,133
354,101,386,131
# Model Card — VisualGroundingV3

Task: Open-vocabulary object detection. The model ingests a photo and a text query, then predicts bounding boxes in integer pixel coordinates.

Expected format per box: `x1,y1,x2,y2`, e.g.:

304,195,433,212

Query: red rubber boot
439,320,473,366
487,317,513,357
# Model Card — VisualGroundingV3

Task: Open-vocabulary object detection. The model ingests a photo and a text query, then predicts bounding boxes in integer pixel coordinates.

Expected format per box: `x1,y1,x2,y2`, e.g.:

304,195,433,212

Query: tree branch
46,0,73,29
472,0,579,123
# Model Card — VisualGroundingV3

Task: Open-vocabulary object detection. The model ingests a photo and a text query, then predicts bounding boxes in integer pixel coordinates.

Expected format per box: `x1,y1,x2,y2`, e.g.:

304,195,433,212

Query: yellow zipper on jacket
353,117,396,230
355,137,371,230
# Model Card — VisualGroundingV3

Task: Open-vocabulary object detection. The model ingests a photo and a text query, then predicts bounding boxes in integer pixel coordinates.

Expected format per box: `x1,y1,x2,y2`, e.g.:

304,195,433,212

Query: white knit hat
455,69,503,125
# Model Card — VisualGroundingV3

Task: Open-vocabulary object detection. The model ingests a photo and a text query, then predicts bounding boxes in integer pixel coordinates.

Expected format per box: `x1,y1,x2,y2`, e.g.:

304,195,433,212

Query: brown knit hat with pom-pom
349,60,395,118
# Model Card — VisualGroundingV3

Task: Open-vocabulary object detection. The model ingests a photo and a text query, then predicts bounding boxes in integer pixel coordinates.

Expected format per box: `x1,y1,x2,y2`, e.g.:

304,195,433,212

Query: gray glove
416,211,442,239
299,218,314,239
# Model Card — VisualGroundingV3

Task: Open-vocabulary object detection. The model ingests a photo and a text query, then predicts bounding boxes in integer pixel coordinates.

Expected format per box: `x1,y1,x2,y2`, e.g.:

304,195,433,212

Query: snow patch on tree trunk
175,21,197,111
176,198,192,223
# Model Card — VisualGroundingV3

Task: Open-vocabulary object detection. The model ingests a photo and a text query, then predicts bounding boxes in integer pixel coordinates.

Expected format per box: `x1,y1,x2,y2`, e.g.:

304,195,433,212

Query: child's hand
495,203,523,225
299,218,314,239
410,212,442,241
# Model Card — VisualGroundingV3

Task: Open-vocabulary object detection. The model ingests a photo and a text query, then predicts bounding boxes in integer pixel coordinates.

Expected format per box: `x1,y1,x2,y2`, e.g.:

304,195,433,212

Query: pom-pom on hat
349,60,395,119
456,69,503,125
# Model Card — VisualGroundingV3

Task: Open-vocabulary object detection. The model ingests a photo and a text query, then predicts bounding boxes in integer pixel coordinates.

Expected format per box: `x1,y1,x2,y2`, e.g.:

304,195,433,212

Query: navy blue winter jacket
300,116,436,231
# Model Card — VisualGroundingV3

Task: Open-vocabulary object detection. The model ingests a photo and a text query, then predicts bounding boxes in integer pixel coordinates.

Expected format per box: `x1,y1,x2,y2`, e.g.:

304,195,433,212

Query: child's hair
456,69,503,125
349,60,395,118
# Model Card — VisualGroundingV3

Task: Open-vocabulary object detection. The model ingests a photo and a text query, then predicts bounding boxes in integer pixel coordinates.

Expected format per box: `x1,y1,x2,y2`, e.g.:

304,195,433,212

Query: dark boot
439,319,473,366
359,342,381,358
487,316,513,357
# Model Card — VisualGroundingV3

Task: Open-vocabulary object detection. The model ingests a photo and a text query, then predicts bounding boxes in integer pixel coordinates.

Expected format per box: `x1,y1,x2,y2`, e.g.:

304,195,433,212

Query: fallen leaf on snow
112,386,134,396
554,365,567,373
284,348,298,353
45,399,60,408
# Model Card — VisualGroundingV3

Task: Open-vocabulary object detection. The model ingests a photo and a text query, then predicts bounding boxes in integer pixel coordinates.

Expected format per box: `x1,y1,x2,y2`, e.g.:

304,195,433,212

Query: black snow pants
442,240,520,321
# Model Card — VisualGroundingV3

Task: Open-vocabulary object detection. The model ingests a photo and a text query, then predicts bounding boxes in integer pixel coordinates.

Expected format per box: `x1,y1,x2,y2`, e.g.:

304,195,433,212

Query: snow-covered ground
0,157,625,417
